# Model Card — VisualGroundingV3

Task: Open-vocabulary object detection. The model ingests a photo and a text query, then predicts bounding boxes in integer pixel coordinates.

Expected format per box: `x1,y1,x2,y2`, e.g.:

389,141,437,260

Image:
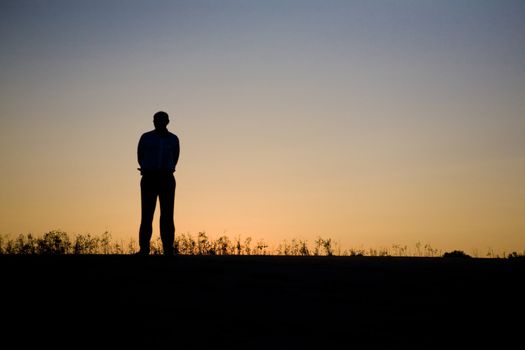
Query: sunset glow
1,0,524,255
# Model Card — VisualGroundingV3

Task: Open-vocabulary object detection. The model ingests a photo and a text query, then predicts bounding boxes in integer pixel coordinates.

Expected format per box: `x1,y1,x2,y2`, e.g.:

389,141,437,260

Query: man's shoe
163,248,175,257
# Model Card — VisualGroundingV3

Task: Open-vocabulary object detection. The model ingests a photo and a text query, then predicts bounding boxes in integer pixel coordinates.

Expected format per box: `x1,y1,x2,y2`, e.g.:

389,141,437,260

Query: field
1,255,523,348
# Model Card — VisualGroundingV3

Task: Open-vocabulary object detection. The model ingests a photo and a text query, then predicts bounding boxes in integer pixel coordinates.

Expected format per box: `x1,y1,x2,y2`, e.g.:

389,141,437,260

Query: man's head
153,111,170,131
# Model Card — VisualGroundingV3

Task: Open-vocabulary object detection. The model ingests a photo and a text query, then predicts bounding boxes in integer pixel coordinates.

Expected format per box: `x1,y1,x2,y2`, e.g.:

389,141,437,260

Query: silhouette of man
137,111,180,256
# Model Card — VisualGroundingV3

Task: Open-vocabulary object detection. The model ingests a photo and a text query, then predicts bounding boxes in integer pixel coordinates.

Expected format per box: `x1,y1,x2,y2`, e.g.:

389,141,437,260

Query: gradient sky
1,0,524,255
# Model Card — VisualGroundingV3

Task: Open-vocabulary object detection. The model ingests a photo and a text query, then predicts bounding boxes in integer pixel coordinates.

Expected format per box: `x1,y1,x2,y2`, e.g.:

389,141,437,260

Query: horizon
1,1,524,256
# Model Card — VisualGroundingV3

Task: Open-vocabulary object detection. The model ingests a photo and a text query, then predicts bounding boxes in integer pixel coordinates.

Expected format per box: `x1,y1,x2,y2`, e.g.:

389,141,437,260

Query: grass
1,230,523,258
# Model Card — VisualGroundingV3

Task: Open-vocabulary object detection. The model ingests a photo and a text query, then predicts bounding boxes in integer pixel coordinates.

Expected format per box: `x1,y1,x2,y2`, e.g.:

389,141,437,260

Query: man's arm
137,134,144,169
173,136,180,170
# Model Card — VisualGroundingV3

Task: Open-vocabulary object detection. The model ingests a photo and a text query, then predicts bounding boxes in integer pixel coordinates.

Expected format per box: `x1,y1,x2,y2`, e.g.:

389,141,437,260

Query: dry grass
0,230,523,258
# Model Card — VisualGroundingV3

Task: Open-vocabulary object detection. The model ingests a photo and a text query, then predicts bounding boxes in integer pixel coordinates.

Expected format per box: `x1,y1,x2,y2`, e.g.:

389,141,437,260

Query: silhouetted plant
0,234,9,254
255,239,268,255
323,238,333,256
507,251,525,259
349,248,362,257
313,238,322,256
11,234,38,254
150,237,163,255
37,231,71,255
176,233,198,255
424,243,440,257
114,240,124,254
415,241,423,256
100,231,112,254
127,239,137,254
443,250,471,258
392,244,408,256
298,240,309,256
243,237,252,255
215,235,232,255
73,234,100,254
367,248,384,257
197,232,211,255
347,248,365,257
234,236,242,255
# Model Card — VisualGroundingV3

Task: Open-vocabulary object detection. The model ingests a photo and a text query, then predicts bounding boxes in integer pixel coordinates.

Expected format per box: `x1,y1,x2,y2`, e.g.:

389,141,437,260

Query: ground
1,255,523,348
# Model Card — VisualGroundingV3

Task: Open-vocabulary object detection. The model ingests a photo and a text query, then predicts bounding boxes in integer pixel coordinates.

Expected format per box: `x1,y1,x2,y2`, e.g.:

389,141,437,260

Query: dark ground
1,255,524,349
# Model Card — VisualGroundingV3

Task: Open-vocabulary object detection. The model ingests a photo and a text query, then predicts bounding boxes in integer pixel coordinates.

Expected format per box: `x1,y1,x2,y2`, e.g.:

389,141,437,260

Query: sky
1,0,524,255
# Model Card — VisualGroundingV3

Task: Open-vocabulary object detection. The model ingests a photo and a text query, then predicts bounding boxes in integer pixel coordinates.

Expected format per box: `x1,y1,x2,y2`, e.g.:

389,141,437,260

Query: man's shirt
138,130,180,173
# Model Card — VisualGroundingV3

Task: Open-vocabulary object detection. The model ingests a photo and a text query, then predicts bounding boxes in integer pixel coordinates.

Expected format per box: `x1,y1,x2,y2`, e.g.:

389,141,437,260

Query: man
137,111,180,256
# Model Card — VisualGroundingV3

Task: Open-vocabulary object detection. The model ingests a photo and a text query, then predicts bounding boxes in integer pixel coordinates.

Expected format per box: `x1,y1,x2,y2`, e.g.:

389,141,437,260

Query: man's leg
139,175,157,254
159,174,176,255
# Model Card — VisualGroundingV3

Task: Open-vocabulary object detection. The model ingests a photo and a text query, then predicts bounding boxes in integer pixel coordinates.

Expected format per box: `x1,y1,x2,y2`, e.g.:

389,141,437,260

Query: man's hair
153,111,169,121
